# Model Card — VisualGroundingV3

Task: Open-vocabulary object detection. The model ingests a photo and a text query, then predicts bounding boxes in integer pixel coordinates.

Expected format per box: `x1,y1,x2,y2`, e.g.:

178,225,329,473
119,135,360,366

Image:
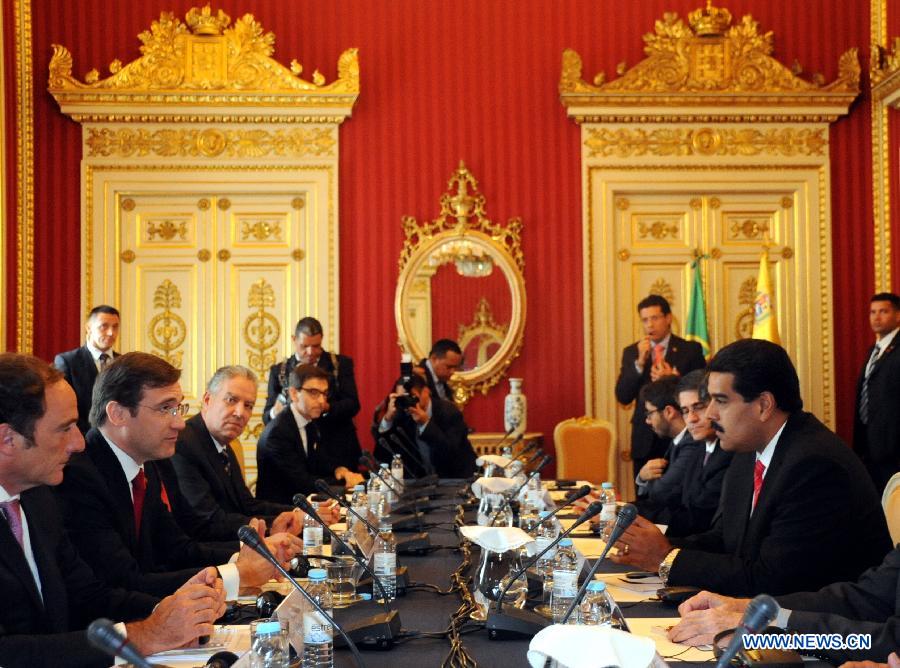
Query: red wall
4,0,885,451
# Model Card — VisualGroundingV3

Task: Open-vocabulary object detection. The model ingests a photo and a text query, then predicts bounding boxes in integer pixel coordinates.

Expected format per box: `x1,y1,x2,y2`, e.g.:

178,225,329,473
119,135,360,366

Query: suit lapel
0,503,44,612
192,417,242,509
21,491,73,630
868,341,898,380
728,453,755,552
86,432,139,550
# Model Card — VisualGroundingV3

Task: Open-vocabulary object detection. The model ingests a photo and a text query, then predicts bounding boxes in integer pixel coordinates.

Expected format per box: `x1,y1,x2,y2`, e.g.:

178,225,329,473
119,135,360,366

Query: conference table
151,480,719,667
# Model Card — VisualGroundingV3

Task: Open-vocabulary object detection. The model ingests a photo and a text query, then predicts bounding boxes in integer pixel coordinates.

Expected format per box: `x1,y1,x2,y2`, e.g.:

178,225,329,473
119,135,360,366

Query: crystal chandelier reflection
429,239,494,277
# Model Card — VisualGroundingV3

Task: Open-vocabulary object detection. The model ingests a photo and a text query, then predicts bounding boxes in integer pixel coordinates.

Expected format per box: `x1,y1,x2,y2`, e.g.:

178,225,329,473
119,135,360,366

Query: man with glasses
55,352,301,598
257,364,364,504
634,375,701,523
262,317,362,470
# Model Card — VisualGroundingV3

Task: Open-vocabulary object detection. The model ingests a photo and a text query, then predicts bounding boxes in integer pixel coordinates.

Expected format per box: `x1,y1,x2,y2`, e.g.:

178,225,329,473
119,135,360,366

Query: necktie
752,460,765,510
98,352,110,371
858,345,880,425
653,343,665,366
219,450,232,477
0,499,24,548
703,450,712,467
305,423,318,456
132,468,147,534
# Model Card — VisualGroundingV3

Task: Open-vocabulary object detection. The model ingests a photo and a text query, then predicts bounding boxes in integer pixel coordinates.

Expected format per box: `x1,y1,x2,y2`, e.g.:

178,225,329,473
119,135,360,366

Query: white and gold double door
85,167,340,477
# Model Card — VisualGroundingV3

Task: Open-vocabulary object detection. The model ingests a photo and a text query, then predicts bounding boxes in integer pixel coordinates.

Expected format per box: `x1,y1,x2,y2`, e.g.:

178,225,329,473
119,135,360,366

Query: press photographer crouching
372,373,476,479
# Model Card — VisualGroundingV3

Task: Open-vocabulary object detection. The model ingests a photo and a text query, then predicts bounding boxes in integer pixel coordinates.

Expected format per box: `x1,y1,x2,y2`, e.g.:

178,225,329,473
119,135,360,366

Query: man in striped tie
610,339,890,598
853,292,900,492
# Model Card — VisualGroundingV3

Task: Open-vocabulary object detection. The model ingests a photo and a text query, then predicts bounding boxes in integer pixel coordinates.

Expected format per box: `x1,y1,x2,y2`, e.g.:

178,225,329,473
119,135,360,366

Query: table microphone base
485,605,550,640
396,532,431,555
333,609,401,651
386,512,425,531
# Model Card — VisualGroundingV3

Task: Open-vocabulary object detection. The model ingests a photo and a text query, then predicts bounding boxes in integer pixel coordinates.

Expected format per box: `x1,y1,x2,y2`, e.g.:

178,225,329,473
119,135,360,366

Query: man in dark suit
162,365,337,542
669,546,900,664
0,353,224,668
417,339,463,403
634,375,701,522
56,352,301,598
854,292,900,492
372,373,476,479
262,317,362,470
666,370,733,537
612,339,891,597
53,304,121,434
615,295,706,477
257,364,364,504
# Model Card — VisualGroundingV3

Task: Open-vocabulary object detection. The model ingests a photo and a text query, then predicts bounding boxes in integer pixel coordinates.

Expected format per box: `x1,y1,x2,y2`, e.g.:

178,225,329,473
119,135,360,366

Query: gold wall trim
871,0,893,291
0,1,6,351
13,0,34,353
85,127,337,159
48,6,358,118
584,126,827,158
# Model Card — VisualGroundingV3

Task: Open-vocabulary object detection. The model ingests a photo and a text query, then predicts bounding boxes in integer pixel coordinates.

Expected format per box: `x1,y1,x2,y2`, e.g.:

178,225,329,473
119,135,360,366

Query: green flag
685,257,711,357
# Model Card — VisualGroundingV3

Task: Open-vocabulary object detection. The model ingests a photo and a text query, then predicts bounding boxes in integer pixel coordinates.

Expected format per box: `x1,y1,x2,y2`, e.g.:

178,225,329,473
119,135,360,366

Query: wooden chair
553,416,617,485
881,471,900,545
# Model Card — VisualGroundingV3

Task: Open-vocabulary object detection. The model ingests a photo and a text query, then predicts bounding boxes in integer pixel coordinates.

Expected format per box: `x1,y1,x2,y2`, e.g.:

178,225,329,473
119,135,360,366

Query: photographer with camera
372,373,476,479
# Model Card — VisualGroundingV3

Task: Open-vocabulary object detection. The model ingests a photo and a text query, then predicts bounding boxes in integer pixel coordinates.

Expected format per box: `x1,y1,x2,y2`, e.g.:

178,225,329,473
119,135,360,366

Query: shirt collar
85,341,112,361
672,426,689,445
100,431,144,483
289,402,312,430
876,327,899,352
756,418,788,473
0,483,19,503
705,439,717,453
652,334,672,351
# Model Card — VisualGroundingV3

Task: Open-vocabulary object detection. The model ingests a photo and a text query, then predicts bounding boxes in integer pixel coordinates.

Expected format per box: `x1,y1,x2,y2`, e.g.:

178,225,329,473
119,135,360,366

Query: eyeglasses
645,407,662,418
299,387,329,399
139,402,189,418
681,402,709,417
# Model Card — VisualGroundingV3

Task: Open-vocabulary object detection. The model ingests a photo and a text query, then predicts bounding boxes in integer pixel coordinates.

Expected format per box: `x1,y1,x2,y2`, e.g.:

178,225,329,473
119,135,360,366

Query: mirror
395,161,526,406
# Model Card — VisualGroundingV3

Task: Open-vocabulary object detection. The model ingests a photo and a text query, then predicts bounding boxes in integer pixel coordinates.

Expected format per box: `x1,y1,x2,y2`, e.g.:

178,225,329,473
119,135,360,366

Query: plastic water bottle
391,453,405,495
581,580,614,626
535,510,559,604
368,472,389,519
550,537,580,623
302,501,323,556
524,472,543,510
379,463,398,504
302,568,334,668
349,484,368,532
372,520,397,602
597,482,618,541
518,502,541,536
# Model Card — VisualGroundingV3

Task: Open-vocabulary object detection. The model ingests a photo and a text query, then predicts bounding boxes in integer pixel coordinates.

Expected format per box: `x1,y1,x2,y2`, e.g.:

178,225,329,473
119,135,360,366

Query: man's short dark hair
429,339,462,358
637,294,671,315
677,369,707,396
0,354,63,443
90,352,181,428
397,373,427,394
288,363,330,390
88,304,120,320
707,339,802,413
294,317,324,338
639,375,680,410
871,292,900,310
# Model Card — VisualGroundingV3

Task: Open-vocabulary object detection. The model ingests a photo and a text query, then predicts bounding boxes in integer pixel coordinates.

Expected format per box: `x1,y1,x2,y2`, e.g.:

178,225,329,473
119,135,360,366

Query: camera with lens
395,392,419,411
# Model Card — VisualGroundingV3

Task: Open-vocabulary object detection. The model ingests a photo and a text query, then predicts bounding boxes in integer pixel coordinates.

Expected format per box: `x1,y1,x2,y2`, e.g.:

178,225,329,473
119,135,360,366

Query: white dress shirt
0,483,42,601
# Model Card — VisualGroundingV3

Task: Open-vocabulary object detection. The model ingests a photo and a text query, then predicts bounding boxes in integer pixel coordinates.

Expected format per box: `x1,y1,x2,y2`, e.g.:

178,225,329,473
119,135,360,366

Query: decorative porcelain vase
503,378,527,437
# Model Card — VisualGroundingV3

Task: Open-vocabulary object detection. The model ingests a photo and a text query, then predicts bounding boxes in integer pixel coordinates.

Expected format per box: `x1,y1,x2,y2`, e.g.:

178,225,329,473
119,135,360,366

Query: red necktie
0,499,24,548
132,468,147,534
653,343,665,366
752,460,766,510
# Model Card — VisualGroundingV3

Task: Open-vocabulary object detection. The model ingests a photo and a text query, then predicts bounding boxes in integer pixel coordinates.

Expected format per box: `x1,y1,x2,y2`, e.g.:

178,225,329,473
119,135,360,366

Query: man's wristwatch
658,548,680,585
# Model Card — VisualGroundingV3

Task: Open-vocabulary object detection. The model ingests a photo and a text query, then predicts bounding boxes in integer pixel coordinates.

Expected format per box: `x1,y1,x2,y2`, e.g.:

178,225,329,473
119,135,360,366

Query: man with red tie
611,339,890,597
615,295,706,478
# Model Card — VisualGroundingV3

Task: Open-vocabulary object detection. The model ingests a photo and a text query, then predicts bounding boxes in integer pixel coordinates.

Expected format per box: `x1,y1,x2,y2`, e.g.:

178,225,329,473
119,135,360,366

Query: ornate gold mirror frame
395,162,526,407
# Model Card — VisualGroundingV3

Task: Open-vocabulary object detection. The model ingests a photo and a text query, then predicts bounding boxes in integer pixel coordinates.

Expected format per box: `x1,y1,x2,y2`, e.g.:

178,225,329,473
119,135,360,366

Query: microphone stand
294,495,401,649
489,456,552,527
484,501,605,640
237,526,367,667
558,504,639,625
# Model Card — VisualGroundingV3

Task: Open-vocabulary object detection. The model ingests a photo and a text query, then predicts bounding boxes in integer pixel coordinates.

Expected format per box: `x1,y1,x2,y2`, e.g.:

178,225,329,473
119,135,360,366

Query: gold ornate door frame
560,3,858,497
48,6,359,476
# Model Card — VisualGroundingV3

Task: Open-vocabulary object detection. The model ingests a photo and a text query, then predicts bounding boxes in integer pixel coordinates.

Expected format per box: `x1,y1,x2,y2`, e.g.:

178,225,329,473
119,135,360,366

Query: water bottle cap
353,484,364,492
539,511,552,519
558,537,573,547
307,568,327,581
378,521,392,531
380,462,389,469
587,580,606,592
254,620,282,634
359,592,372,601
601,482,614,489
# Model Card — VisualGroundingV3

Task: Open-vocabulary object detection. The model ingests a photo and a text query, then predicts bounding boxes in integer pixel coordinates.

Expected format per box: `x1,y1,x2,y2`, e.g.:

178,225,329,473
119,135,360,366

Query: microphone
484,501,605,640
314,479,378,535
512,437,539,461
388,432,441,485
714,594,780,668
205,651,239,668
491,425,518,452
237,526,367,666
541,485,592,522
293,495,402,647
86,618,153,668
559,503,639,624
359,451,380,472
489,468,541,527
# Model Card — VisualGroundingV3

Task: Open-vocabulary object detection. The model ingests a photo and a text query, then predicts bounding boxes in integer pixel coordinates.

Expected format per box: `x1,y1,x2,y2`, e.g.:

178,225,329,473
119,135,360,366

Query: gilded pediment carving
560,2,858,109
48,5,358,109
871,38,900,102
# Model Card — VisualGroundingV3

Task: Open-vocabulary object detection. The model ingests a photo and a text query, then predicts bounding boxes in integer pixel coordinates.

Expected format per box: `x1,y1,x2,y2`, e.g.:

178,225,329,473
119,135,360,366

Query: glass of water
326,555,357,607
250,618,290,668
